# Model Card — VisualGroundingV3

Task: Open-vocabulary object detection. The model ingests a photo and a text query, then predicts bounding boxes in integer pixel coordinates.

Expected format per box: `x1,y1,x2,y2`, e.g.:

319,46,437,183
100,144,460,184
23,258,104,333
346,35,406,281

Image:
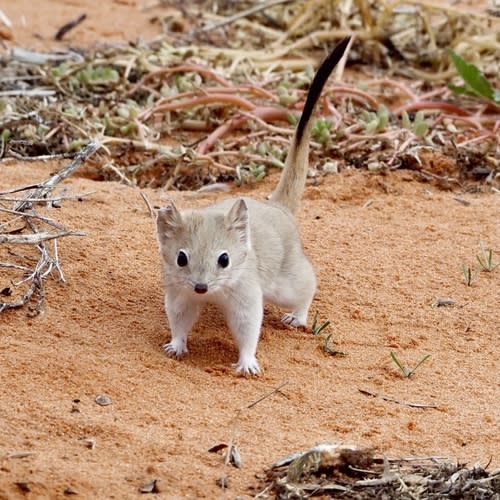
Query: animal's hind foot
281,312,307,328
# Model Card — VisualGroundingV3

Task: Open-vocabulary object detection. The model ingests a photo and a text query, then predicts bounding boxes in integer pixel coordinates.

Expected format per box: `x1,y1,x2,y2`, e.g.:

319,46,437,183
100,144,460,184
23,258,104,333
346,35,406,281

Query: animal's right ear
157,202,183,240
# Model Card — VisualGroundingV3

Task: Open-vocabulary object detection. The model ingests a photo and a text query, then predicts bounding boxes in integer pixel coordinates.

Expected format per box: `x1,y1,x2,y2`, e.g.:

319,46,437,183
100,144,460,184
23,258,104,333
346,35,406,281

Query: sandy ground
1,1,500,498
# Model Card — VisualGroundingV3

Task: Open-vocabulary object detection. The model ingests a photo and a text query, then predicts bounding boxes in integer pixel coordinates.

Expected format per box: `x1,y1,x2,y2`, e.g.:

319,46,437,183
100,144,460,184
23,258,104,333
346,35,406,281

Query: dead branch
1,141,99,315
14,141,100,212
0,230,83,245
358,389,439,409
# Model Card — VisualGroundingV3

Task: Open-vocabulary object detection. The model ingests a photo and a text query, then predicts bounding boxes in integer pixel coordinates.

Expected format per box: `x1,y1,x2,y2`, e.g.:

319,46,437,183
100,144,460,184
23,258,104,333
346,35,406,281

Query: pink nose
194,283,208,294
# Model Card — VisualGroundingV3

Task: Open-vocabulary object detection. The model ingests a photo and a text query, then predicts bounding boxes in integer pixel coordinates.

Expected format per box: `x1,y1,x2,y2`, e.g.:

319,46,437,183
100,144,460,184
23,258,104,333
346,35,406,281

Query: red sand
1,1,499,497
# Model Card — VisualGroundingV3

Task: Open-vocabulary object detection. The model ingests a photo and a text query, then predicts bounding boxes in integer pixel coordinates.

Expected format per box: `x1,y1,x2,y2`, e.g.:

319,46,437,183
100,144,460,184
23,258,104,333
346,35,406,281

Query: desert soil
1,1,499,499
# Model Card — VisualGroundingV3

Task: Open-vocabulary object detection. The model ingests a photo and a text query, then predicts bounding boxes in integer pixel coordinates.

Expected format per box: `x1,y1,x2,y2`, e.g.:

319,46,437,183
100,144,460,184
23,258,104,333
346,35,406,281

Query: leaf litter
257,443,500,498
0,0,498,192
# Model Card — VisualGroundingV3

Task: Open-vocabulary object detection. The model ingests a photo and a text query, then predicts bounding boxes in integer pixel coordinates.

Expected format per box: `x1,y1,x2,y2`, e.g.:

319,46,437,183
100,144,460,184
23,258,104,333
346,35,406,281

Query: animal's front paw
163,339,188,358
234,356,261,376
281,312,306,328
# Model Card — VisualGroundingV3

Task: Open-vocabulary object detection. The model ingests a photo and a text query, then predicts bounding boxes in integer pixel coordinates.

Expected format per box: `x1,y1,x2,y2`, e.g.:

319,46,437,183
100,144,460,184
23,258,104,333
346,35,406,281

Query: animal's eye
177,250,188,267
217,252,230,268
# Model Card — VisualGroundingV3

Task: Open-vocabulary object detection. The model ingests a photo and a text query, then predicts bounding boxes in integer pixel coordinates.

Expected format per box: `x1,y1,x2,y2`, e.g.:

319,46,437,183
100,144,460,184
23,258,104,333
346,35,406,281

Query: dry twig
0,142,100,314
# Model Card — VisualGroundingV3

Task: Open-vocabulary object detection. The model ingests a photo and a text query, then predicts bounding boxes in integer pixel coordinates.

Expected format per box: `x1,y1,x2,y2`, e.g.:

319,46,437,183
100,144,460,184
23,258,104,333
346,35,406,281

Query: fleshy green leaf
448,49,499,103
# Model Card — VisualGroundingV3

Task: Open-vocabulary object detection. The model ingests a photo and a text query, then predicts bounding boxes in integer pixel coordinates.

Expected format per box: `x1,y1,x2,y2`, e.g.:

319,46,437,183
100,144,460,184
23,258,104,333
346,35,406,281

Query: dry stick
387,134,416,166
14,141,100,212
6,151,73,161
0,193,94,203
0,183,42,196
219,381,289,485
358,389,438,409
0,282,37,313
140,192,155,220
197,0,294,33
456,131,497,147
197,106,293,154
0,231,83,245
190,155,237,172
0,262,31,272
320,86,380,108
364,78,418,101
54,13,87,41
139,93,257,121
203,150,286,168
392,100,473,117
0,207,76,232
333,35,353,83
244,381,289,411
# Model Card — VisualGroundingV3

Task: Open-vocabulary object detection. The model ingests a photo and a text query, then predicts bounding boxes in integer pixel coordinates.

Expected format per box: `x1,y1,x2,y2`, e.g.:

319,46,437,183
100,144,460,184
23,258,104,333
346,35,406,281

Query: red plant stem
322,95,343,122
139,93,258,121
393,101,472,116
197,106,292,154
456,131,495,147
330,86,380,108
129,63,232,95
364,78,417,100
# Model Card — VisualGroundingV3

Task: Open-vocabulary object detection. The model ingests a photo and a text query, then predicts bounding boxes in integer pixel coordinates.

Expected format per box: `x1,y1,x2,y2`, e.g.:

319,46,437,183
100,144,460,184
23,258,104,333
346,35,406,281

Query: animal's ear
157,202,183,240
225,198,250,248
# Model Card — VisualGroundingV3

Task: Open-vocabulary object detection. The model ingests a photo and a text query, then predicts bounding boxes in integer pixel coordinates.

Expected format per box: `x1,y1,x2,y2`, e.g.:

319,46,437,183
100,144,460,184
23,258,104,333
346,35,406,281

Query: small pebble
95,395,112,406
139,479,160,494
436,298,455,307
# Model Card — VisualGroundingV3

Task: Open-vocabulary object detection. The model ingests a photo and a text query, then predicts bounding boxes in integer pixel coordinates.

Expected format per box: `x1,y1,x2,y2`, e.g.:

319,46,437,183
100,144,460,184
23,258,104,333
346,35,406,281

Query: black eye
217,252,229,268
177,250,188,267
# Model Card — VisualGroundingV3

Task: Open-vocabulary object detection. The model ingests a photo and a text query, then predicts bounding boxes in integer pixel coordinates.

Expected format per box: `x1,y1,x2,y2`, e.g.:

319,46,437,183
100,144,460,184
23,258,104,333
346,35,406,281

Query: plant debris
0,0,498,192
0,142,99,314
257,443,500,498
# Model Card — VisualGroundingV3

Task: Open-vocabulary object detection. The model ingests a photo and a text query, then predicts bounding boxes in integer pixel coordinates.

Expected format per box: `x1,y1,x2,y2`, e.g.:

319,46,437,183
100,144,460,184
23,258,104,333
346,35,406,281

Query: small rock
367,161,383,171
81,438,96,449
15,482,30,492
139,479,160,494
321,161,339,174
435,298,455,307
95,395,112,406
225,445,242,468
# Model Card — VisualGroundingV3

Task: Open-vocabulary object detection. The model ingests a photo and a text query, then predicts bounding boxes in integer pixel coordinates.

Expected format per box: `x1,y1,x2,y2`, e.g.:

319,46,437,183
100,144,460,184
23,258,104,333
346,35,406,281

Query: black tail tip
329,35,352,63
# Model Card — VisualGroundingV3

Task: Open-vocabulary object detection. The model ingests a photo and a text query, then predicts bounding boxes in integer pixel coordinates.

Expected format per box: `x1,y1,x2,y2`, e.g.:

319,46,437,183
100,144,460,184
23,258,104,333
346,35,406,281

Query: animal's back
210,197,312,308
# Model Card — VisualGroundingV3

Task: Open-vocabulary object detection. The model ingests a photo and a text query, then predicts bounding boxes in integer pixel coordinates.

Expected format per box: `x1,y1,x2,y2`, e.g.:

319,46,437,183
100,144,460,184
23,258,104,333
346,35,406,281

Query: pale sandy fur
156,38,350,374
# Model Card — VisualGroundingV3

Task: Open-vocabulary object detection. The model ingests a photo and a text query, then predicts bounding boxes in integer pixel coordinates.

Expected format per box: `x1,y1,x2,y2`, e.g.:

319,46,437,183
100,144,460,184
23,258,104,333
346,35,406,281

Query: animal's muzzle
194,283,208,294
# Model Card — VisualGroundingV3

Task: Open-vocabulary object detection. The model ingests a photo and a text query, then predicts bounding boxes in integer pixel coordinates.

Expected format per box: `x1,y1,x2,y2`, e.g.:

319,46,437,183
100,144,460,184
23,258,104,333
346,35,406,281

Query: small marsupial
157,37,351,374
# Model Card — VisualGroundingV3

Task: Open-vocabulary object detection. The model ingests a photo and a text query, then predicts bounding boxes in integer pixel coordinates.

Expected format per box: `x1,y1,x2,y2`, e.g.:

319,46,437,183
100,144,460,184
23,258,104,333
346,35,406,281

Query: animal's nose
194,283,208,294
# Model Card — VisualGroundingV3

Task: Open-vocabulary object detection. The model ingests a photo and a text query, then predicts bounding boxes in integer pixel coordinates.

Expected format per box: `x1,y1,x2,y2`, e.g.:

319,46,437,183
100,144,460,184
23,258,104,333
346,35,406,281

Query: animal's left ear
157,201,183,241
226,198,250,248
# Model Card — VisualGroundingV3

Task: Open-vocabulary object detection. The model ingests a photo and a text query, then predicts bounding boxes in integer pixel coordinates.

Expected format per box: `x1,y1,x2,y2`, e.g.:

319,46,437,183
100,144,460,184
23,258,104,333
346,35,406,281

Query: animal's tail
269,36,351,214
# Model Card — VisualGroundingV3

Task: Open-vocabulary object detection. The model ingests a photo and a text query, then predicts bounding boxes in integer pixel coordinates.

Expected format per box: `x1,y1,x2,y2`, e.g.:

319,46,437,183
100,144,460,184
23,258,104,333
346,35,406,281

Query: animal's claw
163,340,188,358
